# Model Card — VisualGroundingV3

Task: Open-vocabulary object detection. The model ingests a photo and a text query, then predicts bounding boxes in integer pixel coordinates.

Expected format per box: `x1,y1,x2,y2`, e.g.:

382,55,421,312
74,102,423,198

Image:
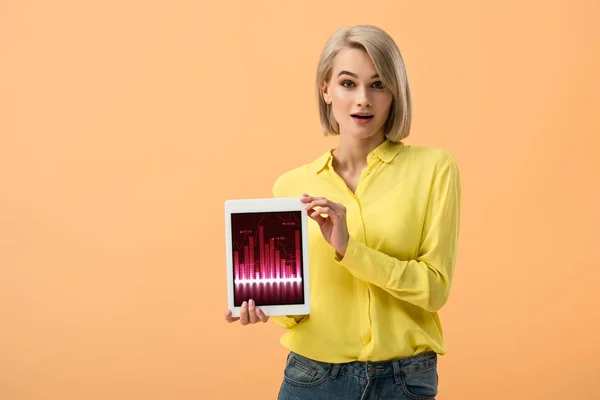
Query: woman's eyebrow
337,70,380,79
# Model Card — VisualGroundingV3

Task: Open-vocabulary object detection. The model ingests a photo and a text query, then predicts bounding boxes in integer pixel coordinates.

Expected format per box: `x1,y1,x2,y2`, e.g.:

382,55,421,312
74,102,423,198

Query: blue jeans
277,350,438,400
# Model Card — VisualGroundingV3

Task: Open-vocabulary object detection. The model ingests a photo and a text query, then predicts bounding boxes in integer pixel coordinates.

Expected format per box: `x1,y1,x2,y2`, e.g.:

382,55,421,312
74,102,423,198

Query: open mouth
351,114,374,120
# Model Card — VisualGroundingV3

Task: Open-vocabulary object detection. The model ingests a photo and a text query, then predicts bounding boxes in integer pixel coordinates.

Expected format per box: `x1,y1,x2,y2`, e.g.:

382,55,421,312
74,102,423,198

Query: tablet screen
230,210,305,307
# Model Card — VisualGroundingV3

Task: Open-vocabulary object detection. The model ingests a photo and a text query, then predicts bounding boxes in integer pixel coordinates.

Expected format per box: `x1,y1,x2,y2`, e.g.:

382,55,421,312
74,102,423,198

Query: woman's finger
225,310,239,323
305,198,345,215
239,301,249,325
311,207,345,225
248,299,258,324
256,308,269,323
320,199,345,214
306,207,327,226
311,206,333,218
301,194,324,203
304,198,329,208
303,195,346,215
305,200,330,216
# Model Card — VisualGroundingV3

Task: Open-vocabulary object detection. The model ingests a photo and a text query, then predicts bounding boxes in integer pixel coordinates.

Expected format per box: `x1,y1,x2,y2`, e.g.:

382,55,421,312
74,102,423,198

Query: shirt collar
309,139,405,173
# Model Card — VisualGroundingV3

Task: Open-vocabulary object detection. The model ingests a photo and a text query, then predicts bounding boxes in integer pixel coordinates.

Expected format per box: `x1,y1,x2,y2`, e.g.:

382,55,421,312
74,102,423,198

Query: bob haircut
316,25,412,142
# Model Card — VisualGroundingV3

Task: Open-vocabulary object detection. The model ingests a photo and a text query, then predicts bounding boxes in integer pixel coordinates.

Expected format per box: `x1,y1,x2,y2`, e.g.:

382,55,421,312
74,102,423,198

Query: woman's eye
372,81,385,89
341,80,355,88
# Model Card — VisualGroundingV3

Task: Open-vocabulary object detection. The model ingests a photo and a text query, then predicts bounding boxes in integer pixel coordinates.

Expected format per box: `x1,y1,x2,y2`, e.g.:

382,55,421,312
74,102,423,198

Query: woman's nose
356,87,372,108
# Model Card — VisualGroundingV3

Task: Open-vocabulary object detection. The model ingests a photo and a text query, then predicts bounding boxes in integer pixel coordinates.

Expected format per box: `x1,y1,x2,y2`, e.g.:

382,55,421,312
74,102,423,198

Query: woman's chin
340,127,385,141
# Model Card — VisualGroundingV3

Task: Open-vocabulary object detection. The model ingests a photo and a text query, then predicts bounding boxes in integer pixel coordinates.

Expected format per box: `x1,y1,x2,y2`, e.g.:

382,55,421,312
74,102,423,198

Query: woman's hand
301,194,349,258
225,299,269,325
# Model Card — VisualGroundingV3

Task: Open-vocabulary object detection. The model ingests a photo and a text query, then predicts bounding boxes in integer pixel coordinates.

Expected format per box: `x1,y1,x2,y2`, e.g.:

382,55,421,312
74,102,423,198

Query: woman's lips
351,114,374,125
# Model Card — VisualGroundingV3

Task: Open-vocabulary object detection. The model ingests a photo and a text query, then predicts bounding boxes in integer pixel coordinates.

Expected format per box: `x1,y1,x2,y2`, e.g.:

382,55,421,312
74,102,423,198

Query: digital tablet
224,197,310,318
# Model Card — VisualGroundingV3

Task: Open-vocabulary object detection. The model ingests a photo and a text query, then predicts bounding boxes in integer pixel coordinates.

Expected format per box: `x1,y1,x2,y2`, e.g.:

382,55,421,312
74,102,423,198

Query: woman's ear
321,82,332,104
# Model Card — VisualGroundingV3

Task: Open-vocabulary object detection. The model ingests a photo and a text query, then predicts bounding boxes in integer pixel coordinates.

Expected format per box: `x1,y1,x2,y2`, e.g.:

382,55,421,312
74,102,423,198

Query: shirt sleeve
335,154,461,312
270,314,307,329
268,174,309,329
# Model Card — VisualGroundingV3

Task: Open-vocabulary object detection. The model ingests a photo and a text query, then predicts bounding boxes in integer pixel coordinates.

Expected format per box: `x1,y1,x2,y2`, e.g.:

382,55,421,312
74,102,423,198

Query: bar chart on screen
231,211,305,306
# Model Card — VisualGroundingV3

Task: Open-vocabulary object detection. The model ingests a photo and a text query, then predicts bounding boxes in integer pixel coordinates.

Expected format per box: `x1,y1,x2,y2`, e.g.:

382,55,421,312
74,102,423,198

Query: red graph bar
249,236,255,279
234,251,239,280
269,237,275,279
259,226,264,270
295,230,300,279
264,243,269,279
276,250,280,279
244,246,249,280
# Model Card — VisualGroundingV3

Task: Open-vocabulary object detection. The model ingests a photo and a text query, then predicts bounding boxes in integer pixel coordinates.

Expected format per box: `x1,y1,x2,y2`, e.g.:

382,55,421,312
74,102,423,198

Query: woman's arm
305,155,461,312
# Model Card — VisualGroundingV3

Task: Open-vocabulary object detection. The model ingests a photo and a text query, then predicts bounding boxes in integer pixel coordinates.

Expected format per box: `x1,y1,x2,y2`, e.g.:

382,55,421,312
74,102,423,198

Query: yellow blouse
270,139,461,363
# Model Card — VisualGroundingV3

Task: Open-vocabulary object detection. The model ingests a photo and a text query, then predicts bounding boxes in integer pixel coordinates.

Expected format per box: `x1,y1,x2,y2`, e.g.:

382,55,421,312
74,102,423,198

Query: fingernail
249,299,254,307
242,301,247,307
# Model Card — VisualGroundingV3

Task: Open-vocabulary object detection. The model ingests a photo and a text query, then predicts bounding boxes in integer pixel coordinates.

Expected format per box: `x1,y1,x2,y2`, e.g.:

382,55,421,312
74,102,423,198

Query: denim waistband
289,350,437,380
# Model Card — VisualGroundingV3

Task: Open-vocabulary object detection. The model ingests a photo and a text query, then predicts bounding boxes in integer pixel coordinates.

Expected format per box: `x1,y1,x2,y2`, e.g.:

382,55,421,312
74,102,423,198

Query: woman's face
322,48,393,141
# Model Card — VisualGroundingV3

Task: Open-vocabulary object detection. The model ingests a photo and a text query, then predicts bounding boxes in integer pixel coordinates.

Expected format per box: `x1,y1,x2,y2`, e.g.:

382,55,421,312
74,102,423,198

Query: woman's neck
332,133,386,174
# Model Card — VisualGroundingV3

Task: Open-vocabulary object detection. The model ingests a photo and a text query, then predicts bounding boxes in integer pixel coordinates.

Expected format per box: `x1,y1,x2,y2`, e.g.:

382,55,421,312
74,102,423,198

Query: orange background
1,1,599,399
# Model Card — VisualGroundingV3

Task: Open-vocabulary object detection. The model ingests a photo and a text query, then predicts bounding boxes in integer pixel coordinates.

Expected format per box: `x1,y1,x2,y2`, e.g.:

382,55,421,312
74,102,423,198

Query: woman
225,24,461,400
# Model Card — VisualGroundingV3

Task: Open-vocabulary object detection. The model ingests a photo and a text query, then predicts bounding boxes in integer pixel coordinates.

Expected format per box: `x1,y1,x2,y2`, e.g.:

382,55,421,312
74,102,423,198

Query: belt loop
329,363,341,380
392,360,402,384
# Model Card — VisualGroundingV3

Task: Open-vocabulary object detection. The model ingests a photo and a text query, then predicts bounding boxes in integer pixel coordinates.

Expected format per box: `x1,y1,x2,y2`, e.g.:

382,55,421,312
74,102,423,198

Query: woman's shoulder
402,144,456,165
396,145,460,185
399,144,459,174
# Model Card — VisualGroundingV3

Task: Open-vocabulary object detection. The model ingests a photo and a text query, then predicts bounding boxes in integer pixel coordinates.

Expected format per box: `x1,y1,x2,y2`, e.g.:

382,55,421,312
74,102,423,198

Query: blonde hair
316,25,412,142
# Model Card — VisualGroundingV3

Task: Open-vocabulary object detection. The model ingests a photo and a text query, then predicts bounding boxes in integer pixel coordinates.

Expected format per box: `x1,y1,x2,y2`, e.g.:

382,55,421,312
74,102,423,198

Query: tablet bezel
224,197,311,318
